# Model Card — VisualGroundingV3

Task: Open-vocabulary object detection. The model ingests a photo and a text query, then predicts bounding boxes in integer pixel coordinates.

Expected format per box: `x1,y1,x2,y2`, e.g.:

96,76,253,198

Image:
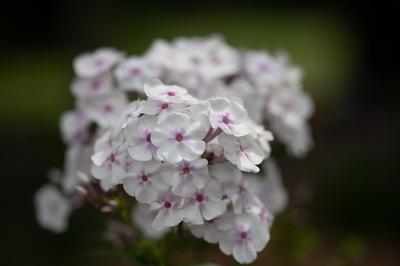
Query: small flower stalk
34,35,313,265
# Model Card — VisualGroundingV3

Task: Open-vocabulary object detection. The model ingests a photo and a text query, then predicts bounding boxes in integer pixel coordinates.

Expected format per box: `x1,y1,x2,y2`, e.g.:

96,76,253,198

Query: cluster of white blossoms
34,35,311,265
89,80,275,263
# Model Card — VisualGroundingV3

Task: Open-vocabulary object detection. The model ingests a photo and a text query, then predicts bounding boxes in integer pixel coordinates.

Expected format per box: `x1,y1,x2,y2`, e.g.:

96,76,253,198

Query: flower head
124,115,158,161
144,79,197,104
208,97,250,137
162,158,209,196
218,134,267,173
122,160,167,203
150,190,185,231
219,213,269,264
151,112,207,163
73,48,124,78
34,185,71,233
182,180,226,225
115,57,162,92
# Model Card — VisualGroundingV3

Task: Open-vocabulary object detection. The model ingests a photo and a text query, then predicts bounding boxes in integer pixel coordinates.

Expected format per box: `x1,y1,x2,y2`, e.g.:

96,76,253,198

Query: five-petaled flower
151,112,207,163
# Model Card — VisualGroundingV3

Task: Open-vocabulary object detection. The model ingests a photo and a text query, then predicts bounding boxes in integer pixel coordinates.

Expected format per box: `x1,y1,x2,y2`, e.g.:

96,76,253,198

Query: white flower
62,144,93,193
246,121,274,155
104,219,134,247
208,97,249,137
189,216,227,244
244,51,285,87
113,100,142,134
167,35,240,82
34,184,71,233
91,131,127,185
190,211,238,245
271,119,313,158
144,79,197,104
200,37,240,80
150,190,185,231
267,89,313,127
151,112,207,163
114,57,162,92
219,213,269,264
211,162,260,214
209,162,242,200
169,70,207,93
246,160,288,215
162,159,209,196
124,115,158,161
82,91,128,128
60,109,89,144
140,99,186,117
145,39,182,70
73,47,124,78
218,133,265,173
122,160,167,204
248,203,274,230
182,180,226,225
132,204,170,239
71,73,114,99
187,100,210,129
211,79,264,124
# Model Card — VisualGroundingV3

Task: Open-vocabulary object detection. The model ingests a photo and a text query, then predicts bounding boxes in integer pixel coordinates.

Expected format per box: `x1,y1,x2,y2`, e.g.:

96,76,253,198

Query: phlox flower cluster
34,35,312,265
89,80,273,263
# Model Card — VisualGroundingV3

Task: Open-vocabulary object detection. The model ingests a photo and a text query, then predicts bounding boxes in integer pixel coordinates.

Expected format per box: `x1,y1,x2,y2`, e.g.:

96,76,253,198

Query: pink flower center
240,231,248,239
196,194,204,202
146,133,152,143
182,167,190,176
104,104,114,113
175,133,184,142
94,58,105,67
90,79,101,90
238,184,246,194
164,201,172,208
110,153,116,163
222,115,231,125
142,175,149,182
212,55,221,65
259,63,269,73
130,68,141,76
161,103,169,110
167,91,176,96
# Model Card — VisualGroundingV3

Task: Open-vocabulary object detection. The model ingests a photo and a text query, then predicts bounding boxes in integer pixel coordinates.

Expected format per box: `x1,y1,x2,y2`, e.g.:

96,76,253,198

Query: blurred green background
1,1,399,265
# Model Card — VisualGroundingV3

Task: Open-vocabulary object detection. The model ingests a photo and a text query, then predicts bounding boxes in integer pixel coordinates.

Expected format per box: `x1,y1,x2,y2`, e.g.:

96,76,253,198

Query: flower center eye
167,91,176,96
161,103,169,110
182,167,190,176
175,133,184,142
240,231,248,239
130,68,141,76
142,175,149,182
164,201,172,208
90,79,101,90
110,153,116,163
94,58,105,67
222,115,231,124
104,104,113,113
238,184,246,194
212,56,221,65
196,194,204,202
146,133,152,143
259,63,269,73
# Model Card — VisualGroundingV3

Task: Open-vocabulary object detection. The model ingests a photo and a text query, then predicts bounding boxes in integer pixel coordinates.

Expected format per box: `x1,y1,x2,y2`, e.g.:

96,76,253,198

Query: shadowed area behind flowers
0,1,399,265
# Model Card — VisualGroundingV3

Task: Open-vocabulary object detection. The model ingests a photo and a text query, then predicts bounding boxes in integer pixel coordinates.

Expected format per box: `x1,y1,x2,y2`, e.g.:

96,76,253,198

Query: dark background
1,1,399,265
